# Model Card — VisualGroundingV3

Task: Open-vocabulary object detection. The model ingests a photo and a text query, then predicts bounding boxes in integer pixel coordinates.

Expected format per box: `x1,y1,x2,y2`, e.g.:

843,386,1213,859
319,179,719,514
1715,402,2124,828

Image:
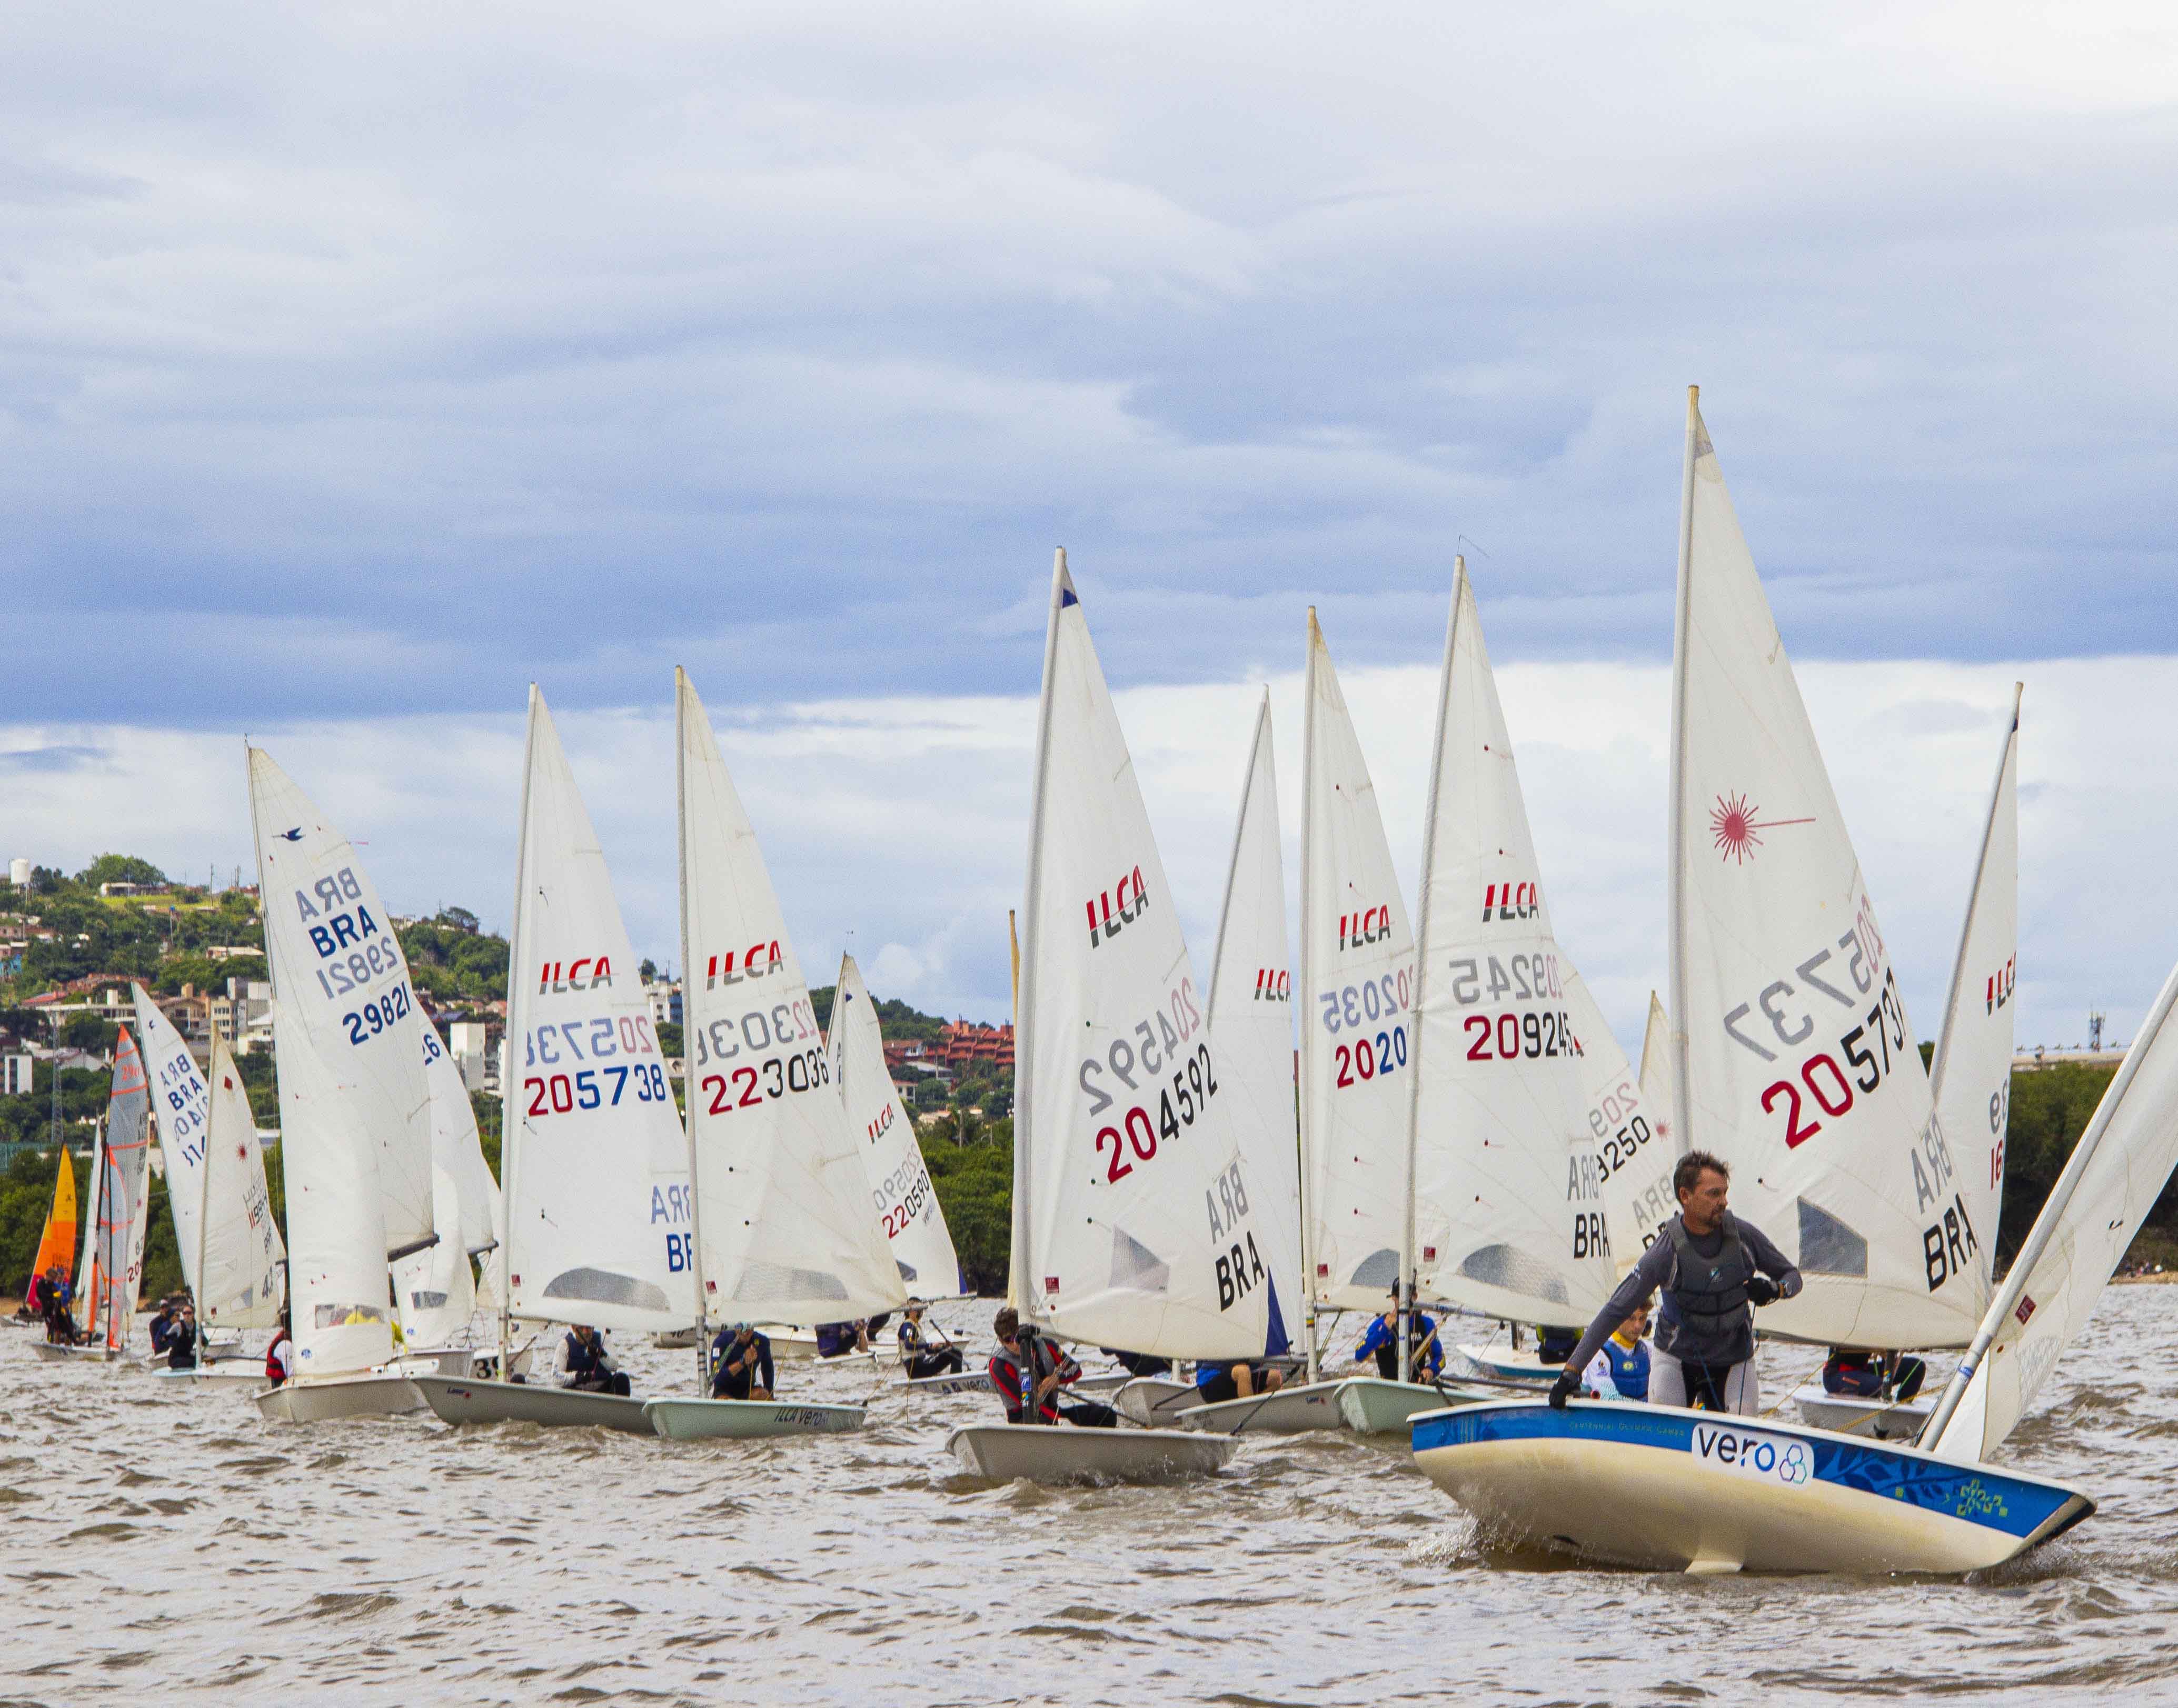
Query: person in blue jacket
711,1323,775,1401
1576,1298,1651,1400
1352,1291,1444,1383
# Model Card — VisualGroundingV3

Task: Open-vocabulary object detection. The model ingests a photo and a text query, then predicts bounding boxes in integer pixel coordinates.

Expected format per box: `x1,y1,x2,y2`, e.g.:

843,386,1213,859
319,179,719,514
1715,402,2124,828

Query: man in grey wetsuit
1551,1149,1801,1416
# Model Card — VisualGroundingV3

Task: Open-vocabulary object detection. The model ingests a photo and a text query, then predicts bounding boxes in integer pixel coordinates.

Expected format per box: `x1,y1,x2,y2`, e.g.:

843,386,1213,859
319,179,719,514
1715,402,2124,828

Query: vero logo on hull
1689,1421,1813,1489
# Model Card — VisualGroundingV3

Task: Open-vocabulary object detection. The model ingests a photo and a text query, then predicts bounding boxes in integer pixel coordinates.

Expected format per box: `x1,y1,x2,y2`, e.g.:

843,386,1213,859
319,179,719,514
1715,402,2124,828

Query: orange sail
23,1147,78,1307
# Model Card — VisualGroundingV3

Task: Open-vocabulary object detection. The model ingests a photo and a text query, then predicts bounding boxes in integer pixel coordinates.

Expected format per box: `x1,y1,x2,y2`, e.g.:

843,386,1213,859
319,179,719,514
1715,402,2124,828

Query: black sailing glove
1548,1370,1580,1410
1746,1275,1782,1307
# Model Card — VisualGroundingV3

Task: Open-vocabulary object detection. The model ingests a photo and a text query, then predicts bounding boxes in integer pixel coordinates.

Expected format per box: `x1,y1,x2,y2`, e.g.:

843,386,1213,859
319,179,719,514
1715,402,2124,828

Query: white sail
1016,553,1269,1358
502,686,693,1334
1205,690,1304,1352
1408,565,1615,1326
199,1031,285,1329
247,747,435,1259
1930,686,2022,1299
92,1027,153,1350
1928,955,2178,1463
677,667,904,1326
422,1023,501,1257
1668,393,1981,1350
394,1162,476,1348
828,953,961,1296
270,998,394,1374
132,987,212,1298
1300,611,1418,1313
1570,976,1674,1278
76,1124,102,1336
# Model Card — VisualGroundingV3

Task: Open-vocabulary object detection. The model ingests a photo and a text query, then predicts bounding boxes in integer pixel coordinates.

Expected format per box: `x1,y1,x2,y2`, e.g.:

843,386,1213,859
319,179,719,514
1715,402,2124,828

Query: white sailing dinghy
394,1029,505,1374
133,994,285,1381
415,687,694,1436
948,553,1262,1483
1797,687,2021,1439
643,668,896,1442
1413,391,2085,1573
248,747,438,1422
1408,563,1621,1398
37,1033,154,1364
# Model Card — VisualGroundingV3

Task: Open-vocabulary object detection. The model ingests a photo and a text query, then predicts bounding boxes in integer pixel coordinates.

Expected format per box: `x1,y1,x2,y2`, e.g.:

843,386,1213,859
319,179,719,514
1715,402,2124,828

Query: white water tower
7,857,28,887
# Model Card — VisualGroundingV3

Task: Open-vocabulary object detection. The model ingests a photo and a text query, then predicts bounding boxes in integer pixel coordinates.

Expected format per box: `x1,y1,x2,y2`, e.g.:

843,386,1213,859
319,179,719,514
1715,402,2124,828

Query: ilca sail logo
1709,792,1816,865
1085,865,1149,949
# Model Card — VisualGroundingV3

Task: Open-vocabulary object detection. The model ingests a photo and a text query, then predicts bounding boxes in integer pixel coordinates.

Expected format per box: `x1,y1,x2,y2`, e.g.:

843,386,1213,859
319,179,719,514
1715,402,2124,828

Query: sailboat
826,951,979,1393
1796,687,2021,1437
37,1032,153,1362
414,687,694,1435
19,1145,77,1323
393,1026,505,1373
946,552,1267,1483
37,1120,108,1357
248,746,441,1421
643,668,900,1441
132,990,286,1379
1410,389,2096,1574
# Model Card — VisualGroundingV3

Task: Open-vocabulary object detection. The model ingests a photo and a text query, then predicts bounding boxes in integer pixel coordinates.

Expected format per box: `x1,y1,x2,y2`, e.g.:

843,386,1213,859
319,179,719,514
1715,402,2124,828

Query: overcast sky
3,5,2174,1043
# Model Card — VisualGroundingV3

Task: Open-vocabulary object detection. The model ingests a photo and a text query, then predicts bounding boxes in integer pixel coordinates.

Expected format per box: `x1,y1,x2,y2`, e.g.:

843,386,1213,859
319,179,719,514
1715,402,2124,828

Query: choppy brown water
4,1290,2176,1705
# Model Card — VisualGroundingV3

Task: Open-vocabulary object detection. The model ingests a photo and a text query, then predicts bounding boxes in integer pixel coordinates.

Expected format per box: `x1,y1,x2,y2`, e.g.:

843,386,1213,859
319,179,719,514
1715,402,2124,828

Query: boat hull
412,1374,657,1434
153,1362,263,1384
1790,1382,1934,1442
1178,1379,1351,1435
32,1341,120,1362
1410,1400,2094,1574
903,1369,991,1397
644,1397,867,1440
1339,1377,1491,1434
255,1374,426,1422
947,1424,1238,1484
1454,1342,1558,1384
1113,1376,1201,1426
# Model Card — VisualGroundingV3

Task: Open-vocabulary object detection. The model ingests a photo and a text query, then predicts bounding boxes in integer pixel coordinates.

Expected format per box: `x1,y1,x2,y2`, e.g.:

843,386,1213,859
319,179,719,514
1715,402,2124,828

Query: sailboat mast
241,742,287,1349
673,668,710,1393
1666,385,1701,1161
1924,957,2178,1447
195,1082,211,1330
1297,611,1324,1385
497,690,542,1382
1013,551,1070,1358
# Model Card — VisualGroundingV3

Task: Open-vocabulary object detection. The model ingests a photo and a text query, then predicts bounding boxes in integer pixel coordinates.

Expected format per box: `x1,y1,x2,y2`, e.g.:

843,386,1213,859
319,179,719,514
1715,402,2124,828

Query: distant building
646,978,683,1030
204,946,260,962
98,882,150,898
0,1054,32,1096
211,977,272,1050
160,988,212,1044
448,1019,495,1093
7,857,29,887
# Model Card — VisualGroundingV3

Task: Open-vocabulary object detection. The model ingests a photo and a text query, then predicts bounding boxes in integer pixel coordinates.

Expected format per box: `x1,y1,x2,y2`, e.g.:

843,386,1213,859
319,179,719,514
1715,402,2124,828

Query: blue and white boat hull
1410,1400,2092,1575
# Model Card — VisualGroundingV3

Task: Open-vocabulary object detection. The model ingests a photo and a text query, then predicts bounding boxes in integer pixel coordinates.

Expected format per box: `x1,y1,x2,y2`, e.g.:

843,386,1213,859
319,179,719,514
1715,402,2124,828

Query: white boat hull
644,1397,867,1440
1178,1380,1351,1435
411,1374,656,1435
947,1424,1238,1484
32,1341,121,1362
1339,1377,1489,1434
903,1369,990,1396
1790,1381,1935,1442
255,1374,426,1422
1113,1376,1201,1426
153,1362,264,1384
1454,1342,1559,1383
1410,1399,2094,1574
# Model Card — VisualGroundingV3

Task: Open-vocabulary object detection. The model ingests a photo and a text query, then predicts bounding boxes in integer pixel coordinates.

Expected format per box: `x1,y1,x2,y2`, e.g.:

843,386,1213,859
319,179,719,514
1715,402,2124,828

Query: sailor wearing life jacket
1554,1149,1801,1416
1577,1297,1652,1401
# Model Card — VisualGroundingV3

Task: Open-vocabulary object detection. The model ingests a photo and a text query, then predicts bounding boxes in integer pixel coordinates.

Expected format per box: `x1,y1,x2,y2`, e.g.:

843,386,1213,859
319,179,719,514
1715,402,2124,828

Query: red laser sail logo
1709,792,1815,865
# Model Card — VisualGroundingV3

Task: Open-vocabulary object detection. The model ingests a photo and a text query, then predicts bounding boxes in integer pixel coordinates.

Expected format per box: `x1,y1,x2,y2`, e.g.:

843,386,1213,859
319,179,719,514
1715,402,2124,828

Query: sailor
265,1320,295,1386
147,1297,181,1356
710,1323,775,1401
1195,1357,1286,1405
1576,1299,1650,1401
896,1301,966,1379
1554,1149,1801,1415
989,1308,1117,1428
813,1319,871,1359
1102,1349,1173,1377
555,1323,632,1397
34,1266,73,1344
1351,1291,1445,1384
1822,1346,1927,1403
165,1301,200,1372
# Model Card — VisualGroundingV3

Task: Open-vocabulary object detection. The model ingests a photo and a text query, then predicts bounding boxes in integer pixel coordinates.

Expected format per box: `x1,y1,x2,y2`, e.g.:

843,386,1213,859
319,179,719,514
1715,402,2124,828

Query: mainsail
248,747,435,1260
75,1125,102,1337
1567,973,1670,1279
675,667,903,1327
199,1031,285,1328
421,1023,500,1259
827,952,962,1296
1668,391,1981,1350
1205,689,1303,1354
502,686,692,1335
133,988,212,1295
22,1146,77,1308
1927,953,2178,1463
394,1161,475,1349
1930,686,2022,1296
89,1028,152,1353
1015,552,1268,1358
1299,611,1417,1316
1408,563,1617,1327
